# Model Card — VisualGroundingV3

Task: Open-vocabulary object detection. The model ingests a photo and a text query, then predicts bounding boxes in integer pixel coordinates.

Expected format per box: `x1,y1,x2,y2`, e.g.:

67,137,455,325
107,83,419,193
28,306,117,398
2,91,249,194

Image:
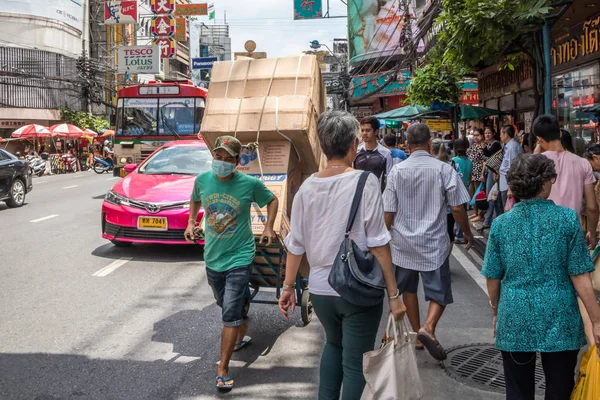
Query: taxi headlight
105,190,130,206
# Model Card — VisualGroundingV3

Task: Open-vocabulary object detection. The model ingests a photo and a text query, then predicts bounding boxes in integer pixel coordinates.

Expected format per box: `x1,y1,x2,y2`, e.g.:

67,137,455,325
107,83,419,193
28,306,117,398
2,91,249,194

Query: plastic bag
488,183,499,202
571,345,600,400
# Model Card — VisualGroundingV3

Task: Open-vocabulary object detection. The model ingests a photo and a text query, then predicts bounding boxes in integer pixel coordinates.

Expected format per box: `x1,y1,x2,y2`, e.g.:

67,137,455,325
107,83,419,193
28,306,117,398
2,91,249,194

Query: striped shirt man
383,150,470,272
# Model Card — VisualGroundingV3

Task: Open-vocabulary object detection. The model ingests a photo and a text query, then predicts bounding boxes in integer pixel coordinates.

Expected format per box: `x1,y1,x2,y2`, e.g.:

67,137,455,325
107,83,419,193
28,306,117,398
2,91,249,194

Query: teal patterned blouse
482,198,595,352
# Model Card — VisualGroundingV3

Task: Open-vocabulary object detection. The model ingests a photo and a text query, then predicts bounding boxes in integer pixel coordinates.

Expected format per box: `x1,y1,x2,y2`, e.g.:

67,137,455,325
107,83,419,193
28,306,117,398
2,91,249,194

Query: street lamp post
309,40,349,111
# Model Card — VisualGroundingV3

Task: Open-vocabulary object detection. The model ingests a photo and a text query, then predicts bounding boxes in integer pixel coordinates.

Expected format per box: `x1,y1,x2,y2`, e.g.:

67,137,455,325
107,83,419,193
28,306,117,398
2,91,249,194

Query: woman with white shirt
278,111,406,400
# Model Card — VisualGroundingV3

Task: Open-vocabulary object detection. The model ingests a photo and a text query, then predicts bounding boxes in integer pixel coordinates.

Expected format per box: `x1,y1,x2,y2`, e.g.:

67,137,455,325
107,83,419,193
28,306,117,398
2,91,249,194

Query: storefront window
552,63,600,145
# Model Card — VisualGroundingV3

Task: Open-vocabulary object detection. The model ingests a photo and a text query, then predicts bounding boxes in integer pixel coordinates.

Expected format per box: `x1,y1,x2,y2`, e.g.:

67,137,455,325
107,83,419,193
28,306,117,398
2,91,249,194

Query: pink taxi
101,140,212,246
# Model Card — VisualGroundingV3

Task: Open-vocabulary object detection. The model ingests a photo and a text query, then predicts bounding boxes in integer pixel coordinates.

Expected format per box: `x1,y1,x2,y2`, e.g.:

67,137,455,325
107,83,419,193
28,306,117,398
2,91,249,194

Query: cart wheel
301,290,312,325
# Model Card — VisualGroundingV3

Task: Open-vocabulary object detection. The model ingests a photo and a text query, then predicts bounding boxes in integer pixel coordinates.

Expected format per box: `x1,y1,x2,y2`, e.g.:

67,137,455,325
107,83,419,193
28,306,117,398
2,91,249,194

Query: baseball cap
213,135,242,157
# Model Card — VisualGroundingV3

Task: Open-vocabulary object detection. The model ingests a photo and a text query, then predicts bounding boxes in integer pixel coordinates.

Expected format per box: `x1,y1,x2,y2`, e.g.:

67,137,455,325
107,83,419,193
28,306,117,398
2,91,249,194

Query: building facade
0,0,87,137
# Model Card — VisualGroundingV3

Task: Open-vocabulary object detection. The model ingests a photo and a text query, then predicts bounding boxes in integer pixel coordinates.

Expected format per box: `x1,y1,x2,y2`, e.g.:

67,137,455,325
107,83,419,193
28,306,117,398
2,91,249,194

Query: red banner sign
104,1,138,24
151,15,175,37
174,18,187,41
151,0,175,14
153,37,176,58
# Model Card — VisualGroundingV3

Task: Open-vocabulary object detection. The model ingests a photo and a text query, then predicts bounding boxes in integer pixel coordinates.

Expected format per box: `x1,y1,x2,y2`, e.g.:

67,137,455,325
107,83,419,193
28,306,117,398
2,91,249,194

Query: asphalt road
0,172,505,400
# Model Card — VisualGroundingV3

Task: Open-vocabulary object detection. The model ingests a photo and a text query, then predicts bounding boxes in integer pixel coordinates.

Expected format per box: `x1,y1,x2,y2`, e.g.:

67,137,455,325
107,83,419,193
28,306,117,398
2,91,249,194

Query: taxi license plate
138,216,167,231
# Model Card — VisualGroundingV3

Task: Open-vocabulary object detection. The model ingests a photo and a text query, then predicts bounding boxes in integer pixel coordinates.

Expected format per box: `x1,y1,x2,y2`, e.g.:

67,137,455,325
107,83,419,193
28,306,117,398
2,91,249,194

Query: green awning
376,105,430,119
460,106,507,120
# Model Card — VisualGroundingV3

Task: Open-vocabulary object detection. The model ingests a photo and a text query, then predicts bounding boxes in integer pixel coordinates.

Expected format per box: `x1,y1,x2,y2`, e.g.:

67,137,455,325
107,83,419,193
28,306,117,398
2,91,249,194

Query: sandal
417,331,447,361
216,376,234,390
234,336,252,352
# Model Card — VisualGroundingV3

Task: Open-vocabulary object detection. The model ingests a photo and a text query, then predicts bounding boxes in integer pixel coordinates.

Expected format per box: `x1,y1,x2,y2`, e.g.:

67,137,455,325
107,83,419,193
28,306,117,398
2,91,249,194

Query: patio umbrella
376,105,430,119
49,123,85,138
100,130,115,137
11,124,51,139
83,129,98,137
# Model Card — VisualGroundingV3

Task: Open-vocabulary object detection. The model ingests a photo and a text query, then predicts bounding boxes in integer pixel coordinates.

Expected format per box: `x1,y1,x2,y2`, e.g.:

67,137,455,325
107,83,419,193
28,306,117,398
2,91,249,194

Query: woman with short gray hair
278,111,406,400
482,153,600,399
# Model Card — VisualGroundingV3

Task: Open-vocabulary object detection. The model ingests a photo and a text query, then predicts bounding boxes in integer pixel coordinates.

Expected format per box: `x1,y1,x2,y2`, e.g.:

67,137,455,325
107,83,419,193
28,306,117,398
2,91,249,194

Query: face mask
212,159,236,178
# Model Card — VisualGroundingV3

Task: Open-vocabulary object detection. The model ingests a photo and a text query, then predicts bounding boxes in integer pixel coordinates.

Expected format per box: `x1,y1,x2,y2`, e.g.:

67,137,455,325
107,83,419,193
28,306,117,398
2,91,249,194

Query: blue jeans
484,170,504,225
206,265,251,327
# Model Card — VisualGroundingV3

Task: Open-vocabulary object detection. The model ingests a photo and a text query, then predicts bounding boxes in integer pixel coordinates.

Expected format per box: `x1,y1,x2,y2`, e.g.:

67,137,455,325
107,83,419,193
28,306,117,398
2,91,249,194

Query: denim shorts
395,257,453,307
206,265,251,327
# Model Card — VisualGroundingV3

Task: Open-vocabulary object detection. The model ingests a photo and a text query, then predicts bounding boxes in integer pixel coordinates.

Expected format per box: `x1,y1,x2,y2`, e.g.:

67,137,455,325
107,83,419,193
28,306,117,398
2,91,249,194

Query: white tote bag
361,315,424,400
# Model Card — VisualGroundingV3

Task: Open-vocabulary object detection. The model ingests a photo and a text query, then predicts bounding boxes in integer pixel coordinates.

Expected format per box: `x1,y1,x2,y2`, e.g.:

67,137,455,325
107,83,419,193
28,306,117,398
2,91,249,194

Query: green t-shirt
192,171,274,272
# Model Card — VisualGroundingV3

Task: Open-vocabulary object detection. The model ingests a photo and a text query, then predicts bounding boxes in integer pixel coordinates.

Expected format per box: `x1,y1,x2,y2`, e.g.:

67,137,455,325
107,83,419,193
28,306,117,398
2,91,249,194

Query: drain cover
443,343,546,394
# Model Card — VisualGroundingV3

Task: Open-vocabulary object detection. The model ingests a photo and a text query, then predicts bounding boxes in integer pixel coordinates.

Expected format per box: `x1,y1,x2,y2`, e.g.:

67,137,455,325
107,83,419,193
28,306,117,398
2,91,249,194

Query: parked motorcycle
93,156,114,174
25,155,46,177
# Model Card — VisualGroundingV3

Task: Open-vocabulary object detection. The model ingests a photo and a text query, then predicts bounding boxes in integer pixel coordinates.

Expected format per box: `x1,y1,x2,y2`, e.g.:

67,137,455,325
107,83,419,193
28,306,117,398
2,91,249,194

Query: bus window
120,98,158,136
195,98,205,134
158,98,196,136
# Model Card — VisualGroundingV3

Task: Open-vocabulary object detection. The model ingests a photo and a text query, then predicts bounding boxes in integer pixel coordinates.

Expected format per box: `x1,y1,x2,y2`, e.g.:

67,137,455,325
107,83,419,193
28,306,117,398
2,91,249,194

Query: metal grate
443,343,546,395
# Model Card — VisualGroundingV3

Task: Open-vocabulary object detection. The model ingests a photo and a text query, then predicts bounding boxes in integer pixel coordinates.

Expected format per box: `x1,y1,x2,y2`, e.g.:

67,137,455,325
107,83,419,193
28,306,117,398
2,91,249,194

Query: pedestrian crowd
184,110,600,400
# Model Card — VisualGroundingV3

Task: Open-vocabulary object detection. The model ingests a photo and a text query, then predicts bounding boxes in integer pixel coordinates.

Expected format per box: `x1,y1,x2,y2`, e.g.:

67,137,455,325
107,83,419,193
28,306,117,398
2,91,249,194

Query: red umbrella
50,123,85,138
11,124,52,138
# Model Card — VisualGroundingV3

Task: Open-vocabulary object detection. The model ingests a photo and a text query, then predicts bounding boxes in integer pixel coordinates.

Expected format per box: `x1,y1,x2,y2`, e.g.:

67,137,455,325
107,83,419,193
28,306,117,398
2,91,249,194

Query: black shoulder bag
328,172,387,307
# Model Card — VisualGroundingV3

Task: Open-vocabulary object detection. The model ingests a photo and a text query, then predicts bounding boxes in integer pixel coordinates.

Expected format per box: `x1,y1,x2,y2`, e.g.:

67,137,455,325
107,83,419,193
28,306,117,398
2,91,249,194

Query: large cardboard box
209,56,325,112
202,95,321,173
238,141,309,279
236,141,301,238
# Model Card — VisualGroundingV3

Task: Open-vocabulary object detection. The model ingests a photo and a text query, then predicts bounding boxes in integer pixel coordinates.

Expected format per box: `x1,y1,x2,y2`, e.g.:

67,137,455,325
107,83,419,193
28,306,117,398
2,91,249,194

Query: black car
0,149,33,207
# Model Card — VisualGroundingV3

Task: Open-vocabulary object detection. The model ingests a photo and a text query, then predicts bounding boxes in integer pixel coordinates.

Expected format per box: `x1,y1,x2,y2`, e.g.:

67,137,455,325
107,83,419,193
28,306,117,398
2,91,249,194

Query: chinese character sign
174,4,207,16
151,15,175,37
293,0,322,20
151,0,175,14
174,18,187,41
153,37,176,58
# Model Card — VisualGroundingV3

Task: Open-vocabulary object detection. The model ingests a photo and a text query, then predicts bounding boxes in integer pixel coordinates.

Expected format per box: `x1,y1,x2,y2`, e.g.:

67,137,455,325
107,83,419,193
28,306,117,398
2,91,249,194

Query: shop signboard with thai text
426,119,452,132
293,0,322,20
351,70,410,99
118,46,160,74
551,13,600,73
104,1,138,24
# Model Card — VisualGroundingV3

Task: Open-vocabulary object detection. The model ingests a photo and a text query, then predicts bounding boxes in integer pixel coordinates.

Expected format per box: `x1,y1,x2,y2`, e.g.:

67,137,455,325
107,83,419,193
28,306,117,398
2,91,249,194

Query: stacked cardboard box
201,55,325,174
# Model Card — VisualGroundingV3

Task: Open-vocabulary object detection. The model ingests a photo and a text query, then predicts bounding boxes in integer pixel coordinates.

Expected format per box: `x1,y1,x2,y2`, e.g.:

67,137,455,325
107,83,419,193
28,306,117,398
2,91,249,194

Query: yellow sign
425,119,452,131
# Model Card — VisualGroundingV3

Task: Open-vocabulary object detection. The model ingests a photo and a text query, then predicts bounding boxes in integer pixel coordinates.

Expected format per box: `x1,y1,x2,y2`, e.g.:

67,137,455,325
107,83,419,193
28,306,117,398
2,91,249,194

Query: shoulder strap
346,172,370,235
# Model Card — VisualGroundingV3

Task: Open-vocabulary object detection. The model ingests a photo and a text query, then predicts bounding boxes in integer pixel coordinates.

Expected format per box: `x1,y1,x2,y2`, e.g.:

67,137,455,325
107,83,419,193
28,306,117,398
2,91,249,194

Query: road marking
452,247,488,295
36,180,48,184
63,185,79,189
92,257,132,277
107,177,120,181
30,214,59,223
72,174,85,178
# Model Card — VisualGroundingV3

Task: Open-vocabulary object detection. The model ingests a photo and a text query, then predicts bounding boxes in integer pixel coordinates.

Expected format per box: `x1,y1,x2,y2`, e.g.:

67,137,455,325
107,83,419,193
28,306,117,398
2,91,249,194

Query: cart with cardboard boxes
201,55,326,325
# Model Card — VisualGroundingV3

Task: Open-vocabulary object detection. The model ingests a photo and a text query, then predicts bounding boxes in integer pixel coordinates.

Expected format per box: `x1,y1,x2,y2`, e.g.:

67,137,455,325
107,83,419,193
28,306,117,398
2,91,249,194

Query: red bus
113,80,208,175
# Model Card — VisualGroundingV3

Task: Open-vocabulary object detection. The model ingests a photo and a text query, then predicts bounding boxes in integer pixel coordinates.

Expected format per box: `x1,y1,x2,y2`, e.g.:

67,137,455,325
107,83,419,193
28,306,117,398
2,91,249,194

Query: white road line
452,247,488,295
63,185,79,189
36,180,48,184
107,177,120,180
92,257,132,277
30,214,59,223
72,174,85,178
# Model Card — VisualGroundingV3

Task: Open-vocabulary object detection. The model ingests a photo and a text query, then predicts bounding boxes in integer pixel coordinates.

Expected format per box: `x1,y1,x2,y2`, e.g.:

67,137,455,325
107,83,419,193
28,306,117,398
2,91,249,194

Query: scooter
93,156,114,174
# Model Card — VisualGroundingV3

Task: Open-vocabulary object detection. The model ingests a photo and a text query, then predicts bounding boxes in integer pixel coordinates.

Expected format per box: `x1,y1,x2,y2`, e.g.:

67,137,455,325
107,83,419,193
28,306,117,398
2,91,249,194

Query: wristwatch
283,282,296,290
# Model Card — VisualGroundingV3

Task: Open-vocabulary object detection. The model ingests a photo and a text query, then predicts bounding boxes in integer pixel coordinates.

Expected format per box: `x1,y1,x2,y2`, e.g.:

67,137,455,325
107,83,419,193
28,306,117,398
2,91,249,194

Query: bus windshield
116,97,205,137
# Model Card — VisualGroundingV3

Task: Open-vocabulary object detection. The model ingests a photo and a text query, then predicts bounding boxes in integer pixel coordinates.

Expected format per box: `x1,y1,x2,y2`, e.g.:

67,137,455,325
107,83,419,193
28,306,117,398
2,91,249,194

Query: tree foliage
407,62,462,106
60,108,110,133
438,0,551,70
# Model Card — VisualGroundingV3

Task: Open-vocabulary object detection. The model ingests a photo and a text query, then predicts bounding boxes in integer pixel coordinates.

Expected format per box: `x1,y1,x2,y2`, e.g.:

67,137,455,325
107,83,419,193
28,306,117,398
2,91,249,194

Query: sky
195,0,349,57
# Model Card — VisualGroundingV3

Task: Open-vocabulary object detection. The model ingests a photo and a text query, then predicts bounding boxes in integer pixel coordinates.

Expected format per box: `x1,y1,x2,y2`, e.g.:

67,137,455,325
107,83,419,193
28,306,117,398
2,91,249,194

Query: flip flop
234,336,251,352
417,331,447,361
216,376,234,390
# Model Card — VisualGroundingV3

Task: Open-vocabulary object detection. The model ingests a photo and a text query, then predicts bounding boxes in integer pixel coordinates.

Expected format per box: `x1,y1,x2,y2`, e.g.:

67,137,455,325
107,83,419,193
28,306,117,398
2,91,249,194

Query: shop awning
460,106,508,120
376,105,431,119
